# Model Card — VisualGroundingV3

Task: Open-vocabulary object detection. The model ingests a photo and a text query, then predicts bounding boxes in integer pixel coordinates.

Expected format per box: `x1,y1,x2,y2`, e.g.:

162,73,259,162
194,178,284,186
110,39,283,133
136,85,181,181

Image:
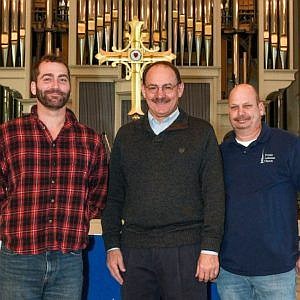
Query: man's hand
195,253,219,282
296,257,300,274
106,249,126,285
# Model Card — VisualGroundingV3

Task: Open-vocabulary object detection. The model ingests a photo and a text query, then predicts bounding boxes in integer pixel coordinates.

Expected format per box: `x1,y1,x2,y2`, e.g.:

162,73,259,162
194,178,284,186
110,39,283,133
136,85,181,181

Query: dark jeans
0,245,83,300
121,243,207,300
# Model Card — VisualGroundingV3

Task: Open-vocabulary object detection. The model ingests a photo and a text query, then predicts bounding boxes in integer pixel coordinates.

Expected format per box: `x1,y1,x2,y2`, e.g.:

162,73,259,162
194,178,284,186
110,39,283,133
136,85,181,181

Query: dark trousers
121,243,207,300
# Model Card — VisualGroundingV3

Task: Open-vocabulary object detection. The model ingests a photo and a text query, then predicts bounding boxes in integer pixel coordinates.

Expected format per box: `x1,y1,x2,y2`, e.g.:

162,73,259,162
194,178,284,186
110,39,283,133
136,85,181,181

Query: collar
141,108,189,133
148,109,180,135
30,105,78,127
224,122,271,147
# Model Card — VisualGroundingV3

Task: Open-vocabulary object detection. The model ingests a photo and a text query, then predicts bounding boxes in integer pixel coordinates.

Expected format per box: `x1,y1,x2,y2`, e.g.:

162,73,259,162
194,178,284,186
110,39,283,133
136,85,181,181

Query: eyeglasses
145,83,179,94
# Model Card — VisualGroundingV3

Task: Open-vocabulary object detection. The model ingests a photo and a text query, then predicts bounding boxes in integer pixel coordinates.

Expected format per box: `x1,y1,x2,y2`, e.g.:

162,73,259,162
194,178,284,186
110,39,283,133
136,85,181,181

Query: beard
36,87,70,110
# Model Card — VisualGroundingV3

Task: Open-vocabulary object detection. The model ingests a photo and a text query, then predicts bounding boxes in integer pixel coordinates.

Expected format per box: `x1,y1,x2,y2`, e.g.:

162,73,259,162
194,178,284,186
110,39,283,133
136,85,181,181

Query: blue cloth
148,108,179,135
220,123,300,276
217,267,296,300
0,246,83,300
82,236,120,300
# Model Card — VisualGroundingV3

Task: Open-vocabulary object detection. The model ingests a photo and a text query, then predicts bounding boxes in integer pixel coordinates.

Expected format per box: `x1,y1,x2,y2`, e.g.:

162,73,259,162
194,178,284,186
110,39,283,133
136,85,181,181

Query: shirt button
53,161,56,167
49,219,53,223
51,179,55,184
50,198,55,203
52,143,56,148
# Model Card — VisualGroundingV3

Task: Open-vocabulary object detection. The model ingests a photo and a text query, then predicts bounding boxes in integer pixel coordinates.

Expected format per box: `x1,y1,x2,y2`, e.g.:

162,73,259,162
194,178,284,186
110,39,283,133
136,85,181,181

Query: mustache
44,88,66,96
151,97,170,104
233,116,251,122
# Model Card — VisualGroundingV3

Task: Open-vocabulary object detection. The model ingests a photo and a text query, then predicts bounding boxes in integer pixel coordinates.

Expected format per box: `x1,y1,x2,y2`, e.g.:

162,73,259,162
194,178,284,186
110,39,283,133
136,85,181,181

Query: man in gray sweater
101,61,225,299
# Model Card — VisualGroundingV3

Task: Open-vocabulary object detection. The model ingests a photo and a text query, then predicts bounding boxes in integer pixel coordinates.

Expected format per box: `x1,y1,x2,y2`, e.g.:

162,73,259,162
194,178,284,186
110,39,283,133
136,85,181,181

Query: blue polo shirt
220,123,300,276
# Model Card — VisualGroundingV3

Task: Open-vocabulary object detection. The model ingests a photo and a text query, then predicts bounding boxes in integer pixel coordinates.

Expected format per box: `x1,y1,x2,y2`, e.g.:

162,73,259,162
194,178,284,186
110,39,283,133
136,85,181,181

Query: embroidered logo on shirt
179,147,185,154
260,149,276,164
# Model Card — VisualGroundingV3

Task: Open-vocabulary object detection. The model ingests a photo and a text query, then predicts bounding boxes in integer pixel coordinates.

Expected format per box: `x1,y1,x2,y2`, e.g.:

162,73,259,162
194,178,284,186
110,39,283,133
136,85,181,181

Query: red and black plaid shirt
0,106,108,254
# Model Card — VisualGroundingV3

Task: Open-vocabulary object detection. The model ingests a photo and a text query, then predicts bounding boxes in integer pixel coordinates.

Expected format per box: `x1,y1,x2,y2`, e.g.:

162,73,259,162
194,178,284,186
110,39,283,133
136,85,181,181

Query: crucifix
95,16,176,119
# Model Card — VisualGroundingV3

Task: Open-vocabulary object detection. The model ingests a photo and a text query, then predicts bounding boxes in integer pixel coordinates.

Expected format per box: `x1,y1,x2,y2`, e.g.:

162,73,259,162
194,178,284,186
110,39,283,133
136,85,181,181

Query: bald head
228,84,259,105
228,84,265,141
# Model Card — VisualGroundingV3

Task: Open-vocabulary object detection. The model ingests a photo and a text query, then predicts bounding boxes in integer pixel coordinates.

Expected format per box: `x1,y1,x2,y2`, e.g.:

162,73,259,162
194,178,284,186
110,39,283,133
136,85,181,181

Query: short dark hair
142,61,181,84
31,54,70,82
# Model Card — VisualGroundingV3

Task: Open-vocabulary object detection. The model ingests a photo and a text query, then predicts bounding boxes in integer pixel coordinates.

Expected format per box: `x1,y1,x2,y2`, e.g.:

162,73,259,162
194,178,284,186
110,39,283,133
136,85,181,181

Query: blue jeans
216,267,296,300
0,245,83,300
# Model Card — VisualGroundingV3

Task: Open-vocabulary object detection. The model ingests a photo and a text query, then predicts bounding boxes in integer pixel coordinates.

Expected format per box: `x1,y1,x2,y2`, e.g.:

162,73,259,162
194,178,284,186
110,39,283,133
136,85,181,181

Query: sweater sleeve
101,131,125,251
199,126,225,252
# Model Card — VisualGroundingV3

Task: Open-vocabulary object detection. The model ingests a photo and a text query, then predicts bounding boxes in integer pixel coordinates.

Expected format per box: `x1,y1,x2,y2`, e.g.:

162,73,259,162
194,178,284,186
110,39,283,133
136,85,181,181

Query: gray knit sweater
102,109,225,252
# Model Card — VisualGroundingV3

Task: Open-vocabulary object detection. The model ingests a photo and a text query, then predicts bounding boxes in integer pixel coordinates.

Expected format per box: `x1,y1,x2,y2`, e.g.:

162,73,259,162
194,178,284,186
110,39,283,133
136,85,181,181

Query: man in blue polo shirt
217,83,300,299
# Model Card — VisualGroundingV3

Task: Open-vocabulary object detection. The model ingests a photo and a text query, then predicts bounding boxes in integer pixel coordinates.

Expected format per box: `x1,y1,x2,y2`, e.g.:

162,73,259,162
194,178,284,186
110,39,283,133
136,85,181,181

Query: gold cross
95,16,176,119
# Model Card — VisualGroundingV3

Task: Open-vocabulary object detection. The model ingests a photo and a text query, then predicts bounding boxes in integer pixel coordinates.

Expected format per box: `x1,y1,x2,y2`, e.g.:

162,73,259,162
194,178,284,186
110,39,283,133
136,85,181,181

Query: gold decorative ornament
96,16,176,119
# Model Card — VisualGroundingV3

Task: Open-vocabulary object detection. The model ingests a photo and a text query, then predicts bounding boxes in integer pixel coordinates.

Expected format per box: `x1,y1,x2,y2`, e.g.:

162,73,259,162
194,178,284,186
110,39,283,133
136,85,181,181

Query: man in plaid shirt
0,55,108,299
